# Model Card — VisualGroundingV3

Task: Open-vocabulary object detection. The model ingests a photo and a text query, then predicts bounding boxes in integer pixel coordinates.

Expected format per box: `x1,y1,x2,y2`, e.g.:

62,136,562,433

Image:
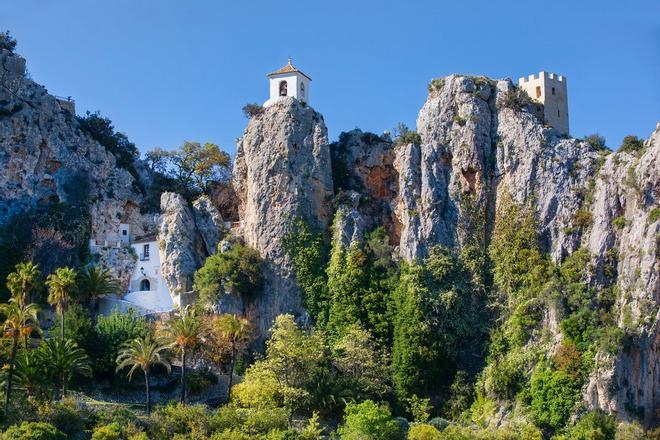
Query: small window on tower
122,230,127,236
557,110,561,117
279,81,288,97
300,82,305,97
535,86,542,98
552,87,556,95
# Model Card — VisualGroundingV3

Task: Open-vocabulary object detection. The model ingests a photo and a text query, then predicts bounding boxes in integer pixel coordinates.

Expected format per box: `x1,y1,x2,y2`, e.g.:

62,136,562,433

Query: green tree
233,314,326,422
6,262,41,307
283,217,329,326
161,307,204,404
337,400,404,440
528,364,581,430
209,313,253,400
37,338,91,400
326,242,368,340
93,308,149,376
391,263,437,403
332,325,391,401
0,300,40,414
116,335,171,415
145,141,231,197
194,242,264,306
45,267,78,341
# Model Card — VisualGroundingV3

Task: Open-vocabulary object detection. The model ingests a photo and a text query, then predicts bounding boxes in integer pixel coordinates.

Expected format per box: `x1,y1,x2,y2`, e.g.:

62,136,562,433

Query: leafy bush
242,103,264,118
649,208,660,223
186,369,218,394
91,423,123,440
194,242,264,306
612,216,626,229
572,209,593,229
558,411,615,440
148,403,212,440
500,87,532,111
408,423,441,439
584,134,607,151
1,422,66,440
529,365,581,430
393,123,421,146
618,135,644,154
32,398,93,438
0,31,17,53
93,308,149,377
76,111,140,176
428,78,445,93
337,400,404,440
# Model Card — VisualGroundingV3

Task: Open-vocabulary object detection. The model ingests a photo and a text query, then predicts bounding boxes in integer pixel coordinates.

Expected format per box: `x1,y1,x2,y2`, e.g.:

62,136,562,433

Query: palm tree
37,338,91,400
46,267,77,340
12,349,47,398
0,300,40,415
116,335,171,415
6,261,41,307
211,313,252,400
161,307,203,404
78,266,118,309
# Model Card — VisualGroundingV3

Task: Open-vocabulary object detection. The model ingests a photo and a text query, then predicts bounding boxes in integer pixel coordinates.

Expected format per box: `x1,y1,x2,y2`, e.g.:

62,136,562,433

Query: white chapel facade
264,58,311,107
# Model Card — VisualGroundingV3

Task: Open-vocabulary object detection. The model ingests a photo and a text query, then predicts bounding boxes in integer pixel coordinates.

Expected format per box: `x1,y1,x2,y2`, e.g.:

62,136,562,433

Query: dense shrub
428,78,445,93
618,135,644,154
649,208,660,223
1,422,66,440
0,31,17,53
148,403,213,440
500,87,532,111
393,123,422,146
529,365,581,430
93,308,149,376
408,423,441,439
242,103,264,118
584,134,607,151
194,242,264,306
556,411,616,440
91,423,122,440
337,400,404,440
76,111,140,176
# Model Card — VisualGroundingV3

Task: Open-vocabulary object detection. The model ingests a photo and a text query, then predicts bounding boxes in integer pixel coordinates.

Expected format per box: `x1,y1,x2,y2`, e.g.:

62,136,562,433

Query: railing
53,94,74,102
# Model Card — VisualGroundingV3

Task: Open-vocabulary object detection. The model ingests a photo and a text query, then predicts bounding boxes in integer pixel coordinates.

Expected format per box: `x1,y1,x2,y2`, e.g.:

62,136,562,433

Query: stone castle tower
518,71,569,135
264,58,311,107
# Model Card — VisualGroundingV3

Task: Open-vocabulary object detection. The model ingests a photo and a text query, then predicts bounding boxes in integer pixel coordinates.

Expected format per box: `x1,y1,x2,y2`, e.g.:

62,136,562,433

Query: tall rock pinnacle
233,97,333,336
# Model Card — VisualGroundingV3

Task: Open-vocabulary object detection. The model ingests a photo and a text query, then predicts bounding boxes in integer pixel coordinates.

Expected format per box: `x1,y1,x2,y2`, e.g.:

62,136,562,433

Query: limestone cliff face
584,125,659,426
390,75,658,425
396,75,599,262
233,97,333,335
0,49,147,240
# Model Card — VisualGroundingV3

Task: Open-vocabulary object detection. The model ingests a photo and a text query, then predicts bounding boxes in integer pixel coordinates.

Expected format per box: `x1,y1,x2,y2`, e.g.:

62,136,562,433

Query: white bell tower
264,58,311,107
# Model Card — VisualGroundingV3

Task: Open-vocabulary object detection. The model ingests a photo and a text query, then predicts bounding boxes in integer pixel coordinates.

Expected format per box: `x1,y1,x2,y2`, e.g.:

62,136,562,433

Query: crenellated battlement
518,71,565,84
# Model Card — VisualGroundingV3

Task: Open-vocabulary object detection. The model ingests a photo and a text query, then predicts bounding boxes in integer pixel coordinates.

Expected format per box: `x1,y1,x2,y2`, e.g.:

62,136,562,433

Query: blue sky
3,0,659,156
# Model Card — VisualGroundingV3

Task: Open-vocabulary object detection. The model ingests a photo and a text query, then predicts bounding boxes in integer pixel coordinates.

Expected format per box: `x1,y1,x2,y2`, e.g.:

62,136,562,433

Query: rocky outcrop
584,124,659,426
396,75,599,262
193,195,225,255
0,48,146,240
233,97,333,336
330,129,399,242
158,192,203,303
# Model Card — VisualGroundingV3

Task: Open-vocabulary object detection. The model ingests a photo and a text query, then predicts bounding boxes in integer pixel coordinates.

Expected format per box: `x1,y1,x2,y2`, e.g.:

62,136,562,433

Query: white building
124,234,175,313
264,57,311,107
518,71,569,136
92,225,175,315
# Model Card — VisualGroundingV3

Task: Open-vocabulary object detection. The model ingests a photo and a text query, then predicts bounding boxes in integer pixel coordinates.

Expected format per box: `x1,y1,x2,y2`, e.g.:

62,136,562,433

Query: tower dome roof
267,58,312,80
